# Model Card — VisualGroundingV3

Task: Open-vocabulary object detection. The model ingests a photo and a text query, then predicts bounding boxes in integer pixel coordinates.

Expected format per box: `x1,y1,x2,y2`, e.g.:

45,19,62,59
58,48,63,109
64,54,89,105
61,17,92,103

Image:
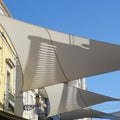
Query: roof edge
0,0,12,17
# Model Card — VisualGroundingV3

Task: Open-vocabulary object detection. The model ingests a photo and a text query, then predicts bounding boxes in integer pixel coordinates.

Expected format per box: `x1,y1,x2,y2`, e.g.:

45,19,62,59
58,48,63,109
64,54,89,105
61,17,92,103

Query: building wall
23,90,38,119
0,0,24,118
0,1,23,117
0,1,24,117
0,25,16,112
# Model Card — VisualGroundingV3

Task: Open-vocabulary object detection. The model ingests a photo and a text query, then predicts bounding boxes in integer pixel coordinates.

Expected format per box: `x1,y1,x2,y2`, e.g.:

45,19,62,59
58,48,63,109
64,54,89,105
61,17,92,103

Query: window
6,71,11,92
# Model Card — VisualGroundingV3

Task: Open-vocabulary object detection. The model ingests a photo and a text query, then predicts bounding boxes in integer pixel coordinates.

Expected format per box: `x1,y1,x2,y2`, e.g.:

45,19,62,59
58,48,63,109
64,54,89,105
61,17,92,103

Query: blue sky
3,0,120,119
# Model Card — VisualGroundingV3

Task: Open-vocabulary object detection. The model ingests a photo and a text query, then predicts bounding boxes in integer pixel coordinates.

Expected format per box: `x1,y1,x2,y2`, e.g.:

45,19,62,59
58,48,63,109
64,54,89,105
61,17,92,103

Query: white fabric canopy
60,108,120,120
112,111,120,118
44,83,120,117
0,15,120,91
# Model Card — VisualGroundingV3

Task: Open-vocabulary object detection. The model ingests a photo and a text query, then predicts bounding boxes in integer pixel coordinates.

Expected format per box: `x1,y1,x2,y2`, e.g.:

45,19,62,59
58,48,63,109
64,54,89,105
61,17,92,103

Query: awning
0,15,120,92
44,83,120,117
60,108,120,120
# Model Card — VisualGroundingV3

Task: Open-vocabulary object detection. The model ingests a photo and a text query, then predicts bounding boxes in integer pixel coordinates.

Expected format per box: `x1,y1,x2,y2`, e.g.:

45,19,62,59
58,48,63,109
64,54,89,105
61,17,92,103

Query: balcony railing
3,91,15,113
